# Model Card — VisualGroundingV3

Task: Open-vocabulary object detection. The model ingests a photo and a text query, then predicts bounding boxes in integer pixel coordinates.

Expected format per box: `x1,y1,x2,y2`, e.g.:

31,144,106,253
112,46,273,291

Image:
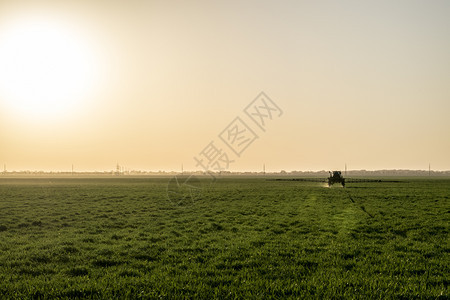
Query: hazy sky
0,0,449,172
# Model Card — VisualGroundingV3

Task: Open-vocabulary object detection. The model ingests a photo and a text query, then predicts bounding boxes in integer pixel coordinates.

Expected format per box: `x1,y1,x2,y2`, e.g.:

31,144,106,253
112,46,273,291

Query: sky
0,0,449,172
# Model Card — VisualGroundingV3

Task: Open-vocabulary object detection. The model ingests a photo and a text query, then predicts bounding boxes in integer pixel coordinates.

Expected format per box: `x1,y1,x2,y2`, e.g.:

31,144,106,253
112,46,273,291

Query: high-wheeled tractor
328,171,345,187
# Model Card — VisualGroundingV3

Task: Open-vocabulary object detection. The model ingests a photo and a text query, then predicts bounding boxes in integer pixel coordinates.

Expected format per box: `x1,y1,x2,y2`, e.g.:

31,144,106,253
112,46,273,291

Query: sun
0,15,99,121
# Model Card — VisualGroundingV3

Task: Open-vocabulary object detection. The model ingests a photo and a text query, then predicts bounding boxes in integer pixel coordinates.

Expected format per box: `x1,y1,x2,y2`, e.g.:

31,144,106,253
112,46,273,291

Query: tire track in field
344,189,374,218
302,193,324,223
333,205,359,237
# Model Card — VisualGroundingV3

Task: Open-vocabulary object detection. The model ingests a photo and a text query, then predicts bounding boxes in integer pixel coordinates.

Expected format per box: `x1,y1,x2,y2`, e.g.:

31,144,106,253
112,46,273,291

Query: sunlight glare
0,15,99,121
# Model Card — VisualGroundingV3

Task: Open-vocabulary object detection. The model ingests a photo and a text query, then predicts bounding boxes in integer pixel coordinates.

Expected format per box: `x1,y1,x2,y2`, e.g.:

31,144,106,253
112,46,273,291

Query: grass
0,176,448,299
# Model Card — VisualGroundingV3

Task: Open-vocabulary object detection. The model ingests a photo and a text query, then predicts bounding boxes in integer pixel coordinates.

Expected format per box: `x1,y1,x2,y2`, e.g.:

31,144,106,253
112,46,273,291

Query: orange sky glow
0,1,449,172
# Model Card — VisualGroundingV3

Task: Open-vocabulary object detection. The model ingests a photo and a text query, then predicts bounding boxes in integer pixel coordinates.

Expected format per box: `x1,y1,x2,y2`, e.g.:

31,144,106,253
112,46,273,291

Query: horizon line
1,169,450,174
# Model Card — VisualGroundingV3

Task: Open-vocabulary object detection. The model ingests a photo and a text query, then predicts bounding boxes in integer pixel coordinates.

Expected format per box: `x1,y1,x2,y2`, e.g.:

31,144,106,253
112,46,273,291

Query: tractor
328,171,345,187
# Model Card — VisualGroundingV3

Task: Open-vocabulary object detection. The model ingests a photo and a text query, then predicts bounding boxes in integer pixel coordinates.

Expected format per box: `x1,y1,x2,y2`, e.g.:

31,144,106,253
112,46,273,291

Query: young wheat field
0,176,448,298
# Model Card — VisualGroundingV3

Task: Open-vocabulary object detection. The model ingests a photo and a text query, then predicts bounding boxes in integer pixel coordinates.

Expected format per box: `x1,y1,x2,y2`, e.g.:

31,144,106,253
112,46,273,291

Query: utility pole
345,163,347,177
429,163,431,176
72,164,74,176
263,163,266,176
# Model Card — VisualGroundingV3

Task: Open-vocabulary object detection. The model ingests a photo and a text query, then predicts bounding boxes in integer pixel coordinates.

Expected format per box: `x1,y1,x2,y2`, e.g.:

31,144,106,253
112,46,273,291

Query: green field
0,176,448,299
